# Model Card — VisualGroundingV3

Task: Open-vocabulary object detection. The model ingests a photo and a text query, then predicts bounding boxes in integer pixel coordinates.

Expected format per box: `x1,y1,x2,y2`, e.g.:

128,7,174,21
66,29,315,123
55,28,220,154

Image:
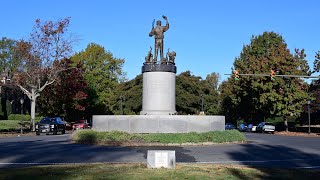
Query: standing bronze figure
149,15,169,62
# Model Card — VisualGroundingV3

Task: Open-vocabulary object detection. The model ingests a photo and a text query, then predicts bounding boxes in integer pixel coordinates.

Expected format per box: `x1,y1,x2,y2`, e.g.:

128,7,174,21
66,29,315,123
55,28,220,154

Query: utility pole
308,100,311,134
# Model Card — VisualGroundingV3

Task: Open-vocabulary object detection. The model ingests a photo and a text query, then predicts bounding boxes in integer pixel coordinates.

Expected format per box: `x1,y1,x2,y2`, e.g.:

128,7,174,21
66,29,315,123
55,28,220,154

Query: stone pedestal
92,115,225,133
140,63,177,115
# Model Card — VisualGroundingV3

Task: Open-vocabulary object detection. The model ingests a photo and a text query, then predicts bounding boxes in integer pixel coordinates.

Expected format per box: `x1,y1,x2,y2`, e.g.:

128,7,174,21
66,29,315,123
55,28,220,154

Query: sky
1,0,319,82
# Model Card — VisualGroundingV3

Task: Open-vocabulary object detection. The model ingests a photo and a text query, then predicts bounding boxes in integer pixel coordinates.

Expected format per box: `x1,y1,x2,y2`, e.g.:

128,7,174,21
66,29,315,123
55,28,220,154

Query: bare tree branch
39,79,56,92
16,84,32,99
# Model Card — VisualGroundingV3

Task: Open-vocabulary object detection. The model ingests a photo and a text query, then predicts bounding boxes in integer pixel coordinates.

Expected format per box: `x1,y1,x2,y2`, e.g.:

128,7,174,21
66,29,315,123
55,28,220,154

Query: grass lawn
0,163,319,180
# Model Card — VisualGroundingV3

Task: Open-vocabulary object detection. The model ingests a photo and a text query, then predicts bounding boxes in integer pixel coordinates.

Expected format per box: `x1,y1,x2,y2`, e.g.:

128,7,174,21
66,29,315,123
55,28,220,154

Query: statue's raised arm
149,19,155,37
162,15,169,32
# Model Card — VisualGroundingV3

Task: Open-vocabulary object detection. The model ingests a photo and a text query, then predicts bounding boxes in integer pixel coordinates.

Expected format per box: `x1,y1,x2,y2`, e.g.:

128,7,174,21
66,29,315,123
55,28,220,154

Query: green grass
0,163,319,180
72,129,246,144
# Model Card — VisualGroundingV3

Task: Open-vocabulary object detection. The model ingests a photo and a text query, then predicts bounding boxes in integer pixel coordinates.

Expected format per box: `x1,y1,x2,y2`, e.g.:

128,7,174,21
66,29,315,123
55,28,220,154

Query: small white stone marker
147,150,176,169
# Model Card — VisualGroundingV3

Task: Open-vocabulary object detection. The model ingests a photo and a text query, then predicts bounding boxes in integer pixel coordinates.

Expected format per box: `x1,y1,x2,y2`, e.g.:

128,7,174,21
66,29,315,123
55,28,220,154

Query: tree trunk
30,89,37,132
284,116,288,132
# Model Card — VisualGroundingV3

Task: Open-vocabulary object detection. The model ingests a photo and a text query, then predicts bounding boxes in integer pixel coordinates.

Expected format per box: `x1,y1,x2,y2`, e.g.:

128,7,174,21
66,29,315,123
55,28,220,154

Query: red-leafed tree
14,17,76,130
38,58,88,121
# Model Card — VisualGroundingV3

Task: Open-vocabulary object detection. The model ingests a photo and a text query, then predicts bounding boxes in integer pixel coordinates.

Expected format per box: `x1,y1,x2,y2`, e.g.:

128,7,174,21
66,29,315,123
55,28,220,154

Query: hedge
0,120,30,131
8,114,42,122
72,130,246,144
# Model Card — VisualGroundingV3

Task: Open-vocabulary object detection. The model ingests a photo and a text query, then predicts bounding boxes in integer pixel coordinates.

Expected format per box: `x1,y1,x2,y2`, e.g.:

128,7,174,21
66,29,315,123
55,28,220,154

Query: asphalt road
1,132,320,169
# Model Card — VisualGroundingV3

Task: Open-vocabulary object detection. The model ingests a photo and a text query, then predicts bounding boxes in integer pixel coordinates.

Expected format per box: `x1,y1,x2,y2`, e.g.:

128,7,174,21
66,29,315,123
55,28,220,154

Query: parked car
256,122,275,134
225,123,236,130
36,117,66,135
72,120,90,130
238,123,247,132
247,124,257,132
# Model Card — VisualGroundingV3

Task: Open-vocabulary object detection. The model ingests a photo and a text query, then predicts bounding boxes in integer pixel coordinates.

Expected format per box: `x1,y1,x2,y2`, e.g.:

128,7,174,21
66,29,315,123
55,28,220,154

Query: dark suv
36,117,66,135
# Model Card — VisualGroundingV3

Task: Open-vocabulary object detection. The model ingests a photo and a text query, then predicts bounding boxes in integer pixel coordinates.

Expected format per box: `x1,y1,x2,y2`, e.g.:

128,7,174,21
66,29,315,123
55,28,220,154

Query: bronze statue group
145,15,176,65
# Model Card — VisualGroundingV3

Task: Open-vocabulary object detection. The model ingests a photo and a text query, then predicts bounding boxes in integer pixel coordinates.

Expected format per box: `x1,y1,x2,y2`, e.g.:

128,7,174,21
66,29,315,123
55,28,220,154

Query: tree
176,71,220,115
222,32,310,131
0,37,21,119
71,43,126,115
307,51,320,125
113,74,142,115
0,37,20,75
38,58,88,120
205,72,220,91
14,17,75,131
219,79,239,125
313,51,320,73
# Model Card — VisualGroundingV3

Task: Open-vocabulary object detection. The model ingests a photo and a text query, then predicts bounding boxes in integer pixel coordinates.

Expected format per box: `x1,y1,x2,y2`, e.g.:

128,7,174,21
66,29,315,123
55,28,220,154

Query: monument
92,16,225,133
140,16,177,115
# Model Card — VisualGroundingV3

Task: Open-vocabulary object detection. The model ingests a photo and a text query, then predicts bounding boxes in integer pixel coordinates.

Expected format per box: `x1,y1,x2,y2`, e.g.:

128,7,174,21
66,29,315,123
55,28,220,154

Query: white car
256,122,275,134
251,125,257,132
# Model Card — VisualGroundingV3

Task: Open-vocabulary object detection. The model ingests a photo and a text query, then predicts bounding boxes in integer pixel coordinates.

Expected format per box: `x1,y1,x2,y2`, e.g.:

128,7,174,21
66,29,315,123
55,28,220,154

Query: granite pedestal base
92,115,225,133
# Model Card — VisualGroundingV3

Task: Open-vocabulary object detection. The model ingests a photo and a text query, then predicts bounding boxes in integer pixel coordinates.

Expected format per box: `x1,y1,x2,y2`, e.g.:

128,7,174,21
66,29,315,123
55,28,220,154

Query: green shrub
0,120,30,131
35,116,43,123
8,114,31,121
7,114,42,122
72,130,99,144
72,129,246,144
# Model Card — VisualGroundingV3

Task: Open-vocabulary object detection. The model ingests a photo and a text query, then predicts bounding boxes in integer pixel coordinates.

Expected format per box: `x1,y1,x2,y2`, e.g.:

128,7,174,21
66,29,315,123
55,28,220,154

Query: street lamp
20,98,24,115
201,95,204,112
199,94,205,115
308,100,311,134
120,95,124,115
62,104,66,121
20,98,24,134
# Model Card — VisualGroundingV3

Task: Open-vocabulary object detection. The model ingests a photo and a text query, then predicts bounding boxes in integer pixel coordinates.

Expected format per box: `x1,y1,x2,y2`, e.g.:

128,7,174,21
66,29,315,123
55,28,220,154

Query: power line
224,73,320,79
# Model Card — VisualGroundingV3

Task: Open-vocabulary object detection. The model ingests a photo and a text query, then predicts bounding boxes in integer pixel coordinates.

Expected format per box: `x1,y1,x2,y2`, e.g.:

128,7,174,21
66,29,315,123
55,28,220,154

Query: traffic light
270,70,275,81
234,70,239,81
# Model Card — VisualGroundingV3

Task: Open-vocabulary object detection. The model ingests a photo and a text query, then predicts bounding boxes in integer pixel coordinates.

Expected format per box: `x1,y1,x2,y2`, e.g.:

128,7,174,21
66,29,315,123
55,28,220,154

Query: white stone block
147,150,176,169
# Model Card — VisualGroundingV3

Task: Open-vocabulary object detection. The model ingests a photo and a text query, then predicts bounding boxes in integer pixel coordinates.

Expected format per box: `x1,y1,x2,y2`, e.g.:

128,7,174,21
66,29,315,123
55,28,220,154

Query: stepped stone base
92,115,225,133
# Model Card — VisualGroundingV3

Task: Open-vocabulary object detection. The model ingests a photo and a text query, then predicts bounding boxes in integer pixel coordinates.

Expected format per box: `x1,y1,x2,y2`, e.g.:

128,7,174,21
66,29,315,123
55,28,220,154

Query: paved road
1,132,320,169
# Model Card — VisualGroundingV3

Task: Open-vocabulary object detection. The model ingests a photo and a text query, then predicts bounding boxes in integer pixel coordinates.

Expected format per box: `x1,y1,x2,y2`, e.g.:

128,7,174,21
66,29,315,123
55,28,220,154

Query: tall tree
219,79,239,125
205,72,220,91
176,71,220,115
113,74,142,115
14,17,75,130
0,37,20,75
38,58,88,120
71,43,126,114
222,32,310,131
313,51,320,73
0,37,21,119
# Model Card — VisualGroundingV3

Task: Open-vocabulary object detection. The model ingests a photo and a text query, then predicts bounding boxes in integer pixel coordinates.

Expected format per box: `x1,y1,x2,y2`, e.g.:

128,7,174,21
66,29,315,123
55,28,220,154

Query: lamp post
62,104,66,121
120,95,124,115
20,98,24,115
201,95,204,112
308,100,311,134
20,98,24,134
200,94,204,113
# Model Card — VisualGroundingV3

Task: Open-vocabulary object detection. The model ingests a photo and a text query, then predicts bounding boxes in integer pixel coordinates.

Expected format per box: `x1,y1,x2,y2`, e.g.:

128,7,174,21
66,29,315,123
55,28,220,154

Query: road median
71,129,246,146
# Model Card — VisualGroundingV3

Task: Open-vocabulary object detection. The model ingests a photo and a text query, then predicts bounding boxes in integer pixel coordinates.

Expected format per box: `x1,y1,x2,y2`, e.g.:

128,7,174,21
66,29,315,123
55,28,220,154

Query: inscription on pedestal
155,152,169,168
147,150,176,169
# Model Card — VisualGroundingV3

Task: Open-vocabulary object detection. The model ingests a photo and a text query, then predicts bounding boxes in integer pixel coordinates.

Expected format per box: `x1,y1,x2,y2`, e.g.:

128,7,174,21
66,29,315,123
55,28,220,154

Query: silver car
256,122,275,134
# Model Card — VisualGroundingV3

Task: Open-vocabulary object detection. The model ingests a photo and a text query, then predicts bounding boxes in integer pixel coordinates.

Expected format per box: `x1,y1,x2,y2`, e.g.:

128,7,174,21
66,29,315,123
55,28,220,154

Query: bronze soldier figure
149,15,169,62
